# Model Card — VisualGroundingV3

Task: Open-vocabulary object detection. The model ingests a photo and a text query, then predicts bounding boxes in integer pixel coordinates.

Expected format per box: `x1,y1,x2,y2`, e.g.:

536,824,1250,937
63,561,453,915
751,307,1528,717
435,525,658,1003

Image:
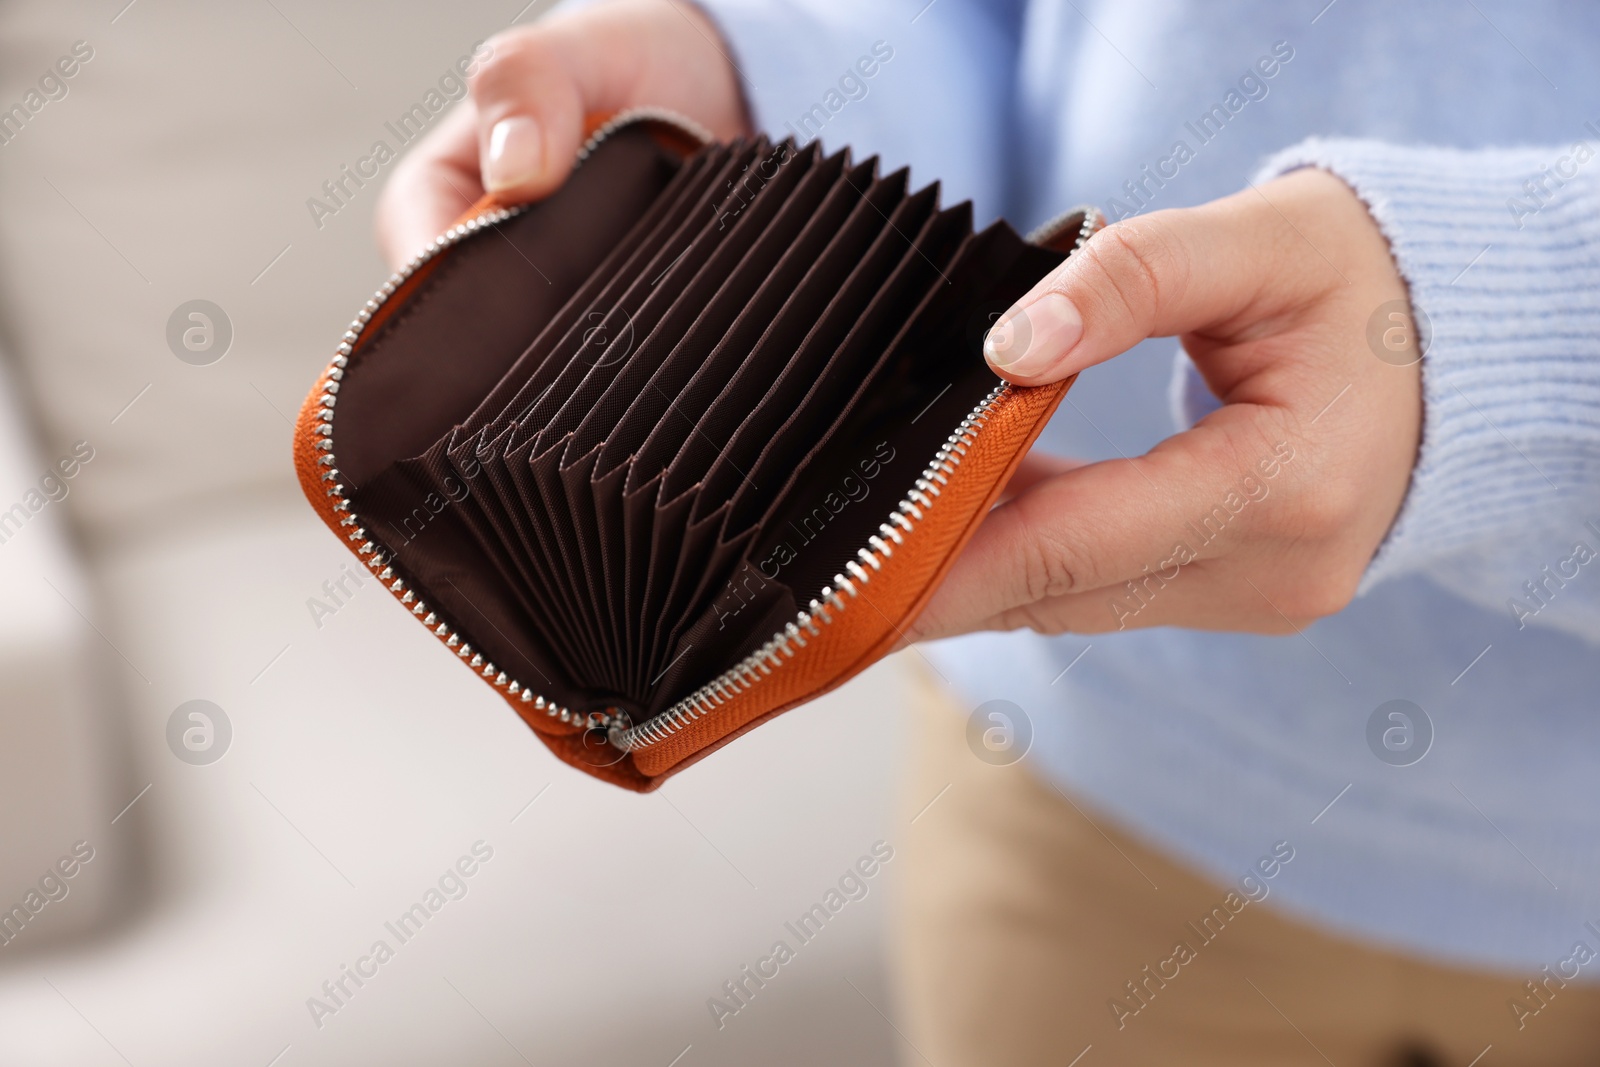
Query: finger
469,2,749,203
375,102,483,270
912,408,1295,641
957,560,1304,638
999,449,1084,503
469,21,601,201
982,191,1318,386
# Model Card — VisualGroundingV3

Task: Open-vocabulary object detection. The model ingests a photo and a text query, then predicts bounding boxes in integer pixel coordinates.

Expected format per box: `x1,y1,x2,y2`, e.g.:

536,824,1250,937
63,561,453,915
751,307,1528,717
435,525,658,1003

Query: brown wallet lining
329,118,1064,735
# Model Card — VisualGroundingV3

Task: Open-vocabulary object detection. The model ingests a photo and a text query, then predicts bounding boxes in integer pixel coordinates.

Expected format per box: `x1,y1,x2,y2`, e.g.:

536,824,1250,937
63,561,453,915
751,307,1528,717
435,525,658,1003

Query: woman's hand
914,168,1424,639
375,0,748,270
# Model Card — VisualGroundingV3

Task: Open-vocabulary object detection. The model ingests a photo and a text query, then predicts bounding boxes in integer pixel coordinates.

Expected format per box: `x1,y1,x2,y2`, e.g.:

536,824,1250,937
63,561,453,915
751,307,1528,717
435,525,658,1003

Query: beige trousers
891,680,1600,1066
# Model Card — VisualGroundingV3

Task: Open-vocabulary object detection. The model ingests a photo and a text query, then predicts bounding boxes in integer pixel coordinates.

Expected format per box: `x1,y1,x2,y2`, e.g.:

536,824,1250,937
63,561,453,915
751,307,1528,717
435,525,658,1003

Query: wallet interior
332,119,1063,728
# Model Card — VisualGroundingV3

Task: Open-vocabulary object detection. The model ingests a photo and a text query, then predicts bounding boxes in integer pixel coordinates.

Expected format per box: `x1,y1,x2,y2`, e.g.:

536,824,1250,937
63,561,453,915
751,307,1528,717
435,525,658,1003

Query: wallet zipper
315,103,1102,761
609,382,1007,753
611,206,1107,754
316,205,630,736
317,110,713,743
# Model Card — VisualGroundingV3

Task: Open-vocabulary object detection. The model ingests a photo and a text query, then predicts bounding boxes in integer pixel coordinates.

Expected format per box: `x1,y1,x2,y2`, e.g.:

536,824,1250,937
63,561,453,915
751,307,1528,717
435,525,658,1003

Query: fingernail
485,116,542,192
983,293,1083,378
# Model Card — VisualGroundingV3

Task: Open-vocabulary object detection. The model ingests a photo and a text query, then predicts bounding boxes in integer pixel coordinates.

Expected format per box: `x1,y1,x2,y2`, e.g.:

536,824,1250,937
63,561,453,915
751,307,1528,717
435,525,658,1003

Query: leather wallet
294,109,1100,791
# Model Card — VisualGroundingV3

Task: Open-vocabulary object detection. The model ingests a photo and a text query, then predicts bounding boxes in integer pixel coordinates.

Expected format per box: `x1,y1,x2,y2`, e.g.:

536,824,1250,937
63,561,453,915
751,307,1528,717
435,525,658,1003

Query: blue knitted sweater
692,0,1600,973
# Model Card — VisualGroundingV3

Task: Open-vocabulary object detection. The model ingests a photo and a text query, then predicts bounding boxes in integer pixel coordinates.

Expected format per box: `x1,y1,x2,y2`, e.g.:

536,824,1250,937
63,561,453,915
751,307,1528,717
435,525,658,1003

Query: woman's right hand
375,0,748,271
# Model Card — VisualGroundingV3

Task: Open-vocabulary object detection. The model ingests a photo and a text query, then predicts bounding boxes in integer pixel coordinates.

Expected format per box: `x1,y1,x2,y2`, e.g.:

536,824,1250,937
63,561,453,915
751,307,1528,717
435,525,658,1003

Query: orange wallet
295,109,1100,790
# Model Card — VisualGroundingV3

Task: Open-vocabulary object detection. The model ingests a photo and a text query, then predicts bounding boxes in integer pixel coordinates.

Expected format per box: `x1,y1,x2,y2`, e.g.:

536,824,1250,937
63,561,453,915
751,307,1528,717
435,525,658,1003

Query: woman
379,1,1600,1062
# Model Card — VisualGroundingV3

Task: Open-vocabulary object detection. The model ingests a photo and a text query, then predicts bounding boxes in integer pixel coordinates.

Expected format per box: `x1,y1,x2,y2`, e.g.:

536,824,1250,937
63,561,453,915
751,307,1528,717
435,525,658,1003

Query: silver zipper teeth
610,382,1007,754
317,111,712,743
316,205,619,732
612,205,1107,755
317,113,1099,760
1026,204,1106,251
577,106,714,163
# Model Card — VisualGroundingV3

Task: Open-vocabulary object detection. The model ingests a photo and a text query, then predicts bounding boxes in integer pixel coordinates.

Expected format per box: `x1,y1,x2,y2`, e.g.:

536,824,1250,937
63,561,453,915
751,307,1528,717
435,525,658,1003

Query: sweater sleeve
1180,138,1600,642
687,0,1023,223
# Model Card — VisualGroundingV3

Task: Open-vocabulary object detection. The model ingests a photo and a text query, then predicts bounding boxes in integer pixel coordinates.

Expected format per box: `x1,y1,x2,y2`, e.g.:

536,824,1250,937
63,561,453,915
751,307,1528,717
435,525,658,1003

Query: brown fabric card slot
588,459,633,694
590,143,840,483
497,431,615,690
460,432,606,685
722,202,971,540
690,180,939,529
353,451,574,699
338,122,681,489
450,145,725,450
748,222,1066,602
522,140,796,458
640,157,897,505
646,508,774,713
661,166,913,510
556,445,630,694
637,500,735,708
528,436,627,694
496,141,770,455
625,471,692,701
618,464,660,697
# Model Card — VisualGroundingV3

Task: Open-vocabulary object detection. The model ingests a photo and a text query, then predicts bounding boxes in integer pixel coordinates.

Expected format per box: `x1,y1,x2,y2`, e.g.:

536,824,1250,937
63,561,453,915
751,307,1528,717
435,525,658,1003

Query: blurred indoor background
0,1,919,1063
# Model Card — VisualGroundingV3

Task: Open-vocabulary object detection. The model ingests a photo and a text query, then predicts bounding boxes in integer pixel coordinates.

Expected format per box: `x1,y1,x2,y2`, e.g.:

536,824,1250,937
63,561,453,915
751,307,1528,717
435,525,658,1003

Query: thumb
982,200,1280,386
469,22,627,202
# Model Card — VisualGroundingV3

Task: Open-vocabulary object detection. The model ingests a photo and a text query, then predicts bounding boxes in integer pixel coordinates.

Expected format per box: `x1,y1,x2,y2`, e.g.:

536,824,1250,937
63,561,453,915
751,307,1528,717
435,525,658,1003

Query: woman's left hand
912,168,1423,639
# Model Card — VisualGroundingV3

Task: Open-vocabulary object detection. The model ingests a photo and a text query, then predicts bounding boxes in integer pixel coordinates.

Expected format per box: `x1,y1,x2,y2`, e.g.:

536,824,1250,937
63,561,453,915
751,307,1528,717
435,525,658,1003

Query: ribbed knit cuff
1249,138,1600,597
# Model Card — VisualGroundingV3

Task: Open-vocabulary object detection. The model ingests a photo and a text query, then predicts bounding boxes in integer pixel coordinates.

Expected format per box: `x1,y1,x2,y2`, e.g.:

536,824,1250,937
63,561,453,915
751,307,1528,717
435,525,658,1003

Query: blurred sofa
0,3,915,1063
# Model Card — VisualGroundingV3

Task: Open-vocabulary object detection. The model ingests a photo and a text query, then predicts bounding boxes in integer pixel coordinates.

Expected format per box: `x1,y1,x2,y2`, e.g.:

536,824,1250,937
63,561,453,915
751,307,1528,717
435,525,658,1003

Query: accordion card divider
638,176,933,693
581,142,827,481
518,141,823,697
632,163,893,499
446,142,754,685
721,203,972,542
298,109,1099,790
694,188,947,531
566,146,763,476
505,143,800,694
446,145,725,455
665,190,916,514
652,166,911,506
605,161,898,693
492,141,763,460
429,153,746,689
558,149,849,688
